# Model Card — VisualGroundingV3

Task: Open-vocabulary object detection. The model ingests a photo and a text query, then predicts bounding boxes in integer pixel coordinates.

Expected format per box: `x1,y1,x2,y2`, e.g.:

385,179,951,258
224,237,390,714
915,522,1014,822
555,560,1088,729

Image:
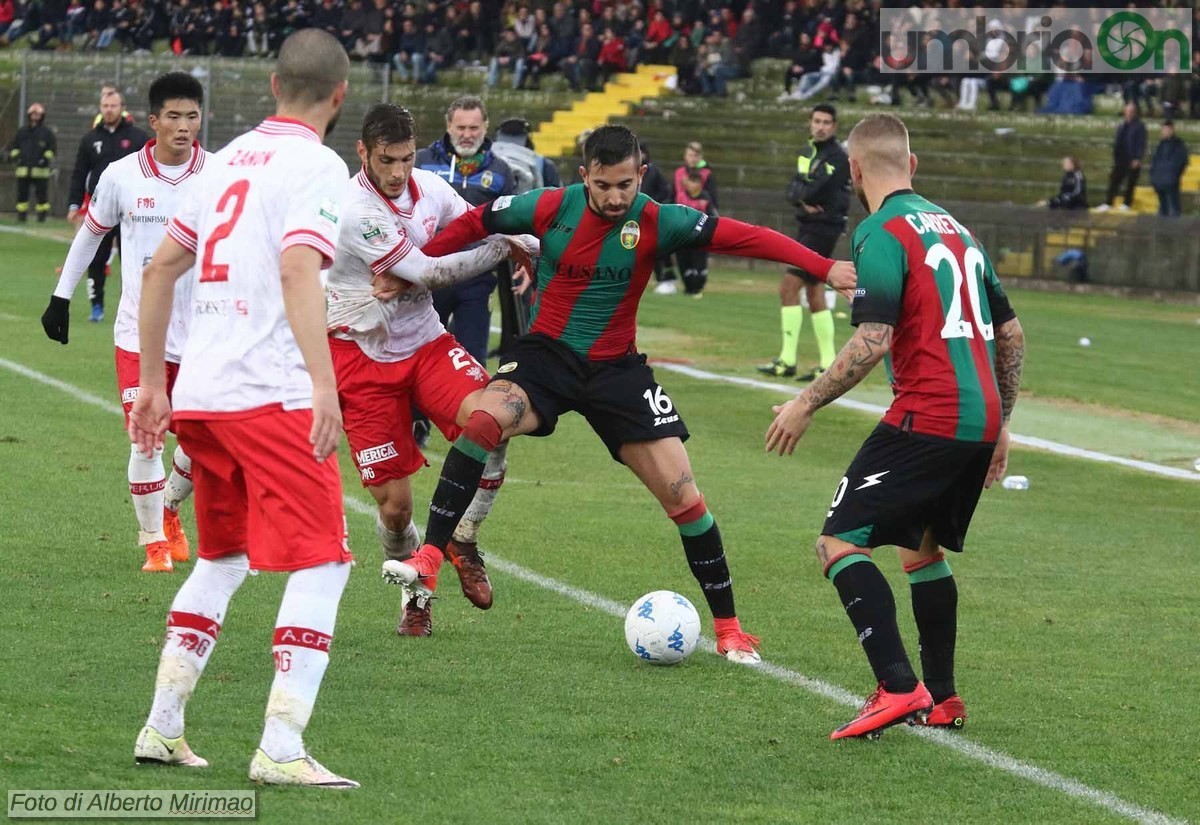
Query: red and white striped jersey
167,117,349,418
325,167,469,362
55,140,210,360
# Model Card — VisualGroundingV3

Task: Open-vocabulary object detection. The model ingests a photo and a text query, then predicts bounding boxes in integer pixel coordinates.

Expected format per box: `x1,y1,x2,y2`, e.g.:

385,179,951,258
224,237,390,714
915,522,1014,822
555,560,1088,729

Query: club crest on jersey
480,170,494,190
620,220,640,250
359,218,385,246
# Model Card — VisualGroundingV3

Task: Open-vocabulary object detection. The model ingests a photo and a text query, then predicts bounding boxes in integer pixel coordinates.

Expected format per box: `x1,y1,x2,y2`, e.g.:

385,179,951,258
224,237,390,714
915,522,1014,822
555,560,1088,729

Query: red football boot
830,682,933,741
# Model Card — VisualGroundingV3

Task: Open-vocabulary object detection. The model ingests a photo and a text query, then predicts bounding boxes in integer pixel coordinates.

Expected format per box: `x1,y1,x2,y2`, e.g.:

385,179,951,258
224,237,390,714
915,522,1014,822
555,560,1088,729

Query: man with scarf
413,95,516,448
415,95,517,367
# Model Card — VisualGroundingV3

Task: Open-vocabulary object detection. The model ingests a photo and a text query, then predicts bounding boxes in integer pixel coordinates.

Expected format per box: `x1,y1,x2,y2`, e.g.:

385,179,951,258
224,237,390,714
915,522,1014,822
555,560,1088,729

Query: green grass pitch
0,225,1197,823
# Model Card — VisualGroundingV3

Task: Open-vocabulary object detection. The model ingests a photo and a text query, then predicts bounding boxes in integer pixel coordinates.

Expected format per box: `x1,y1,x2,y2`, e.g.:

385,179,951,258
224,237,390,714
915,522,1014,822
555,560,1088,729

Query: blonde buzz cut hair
847,113,911,177
275,28,350,106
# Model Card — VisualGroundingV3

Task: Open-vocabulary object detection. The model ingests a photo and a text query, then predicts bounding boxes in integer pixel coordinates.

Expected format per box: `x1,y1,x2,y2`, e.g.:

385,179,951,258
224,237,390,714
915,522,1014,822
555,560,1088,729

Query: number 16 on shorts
644,385,679,427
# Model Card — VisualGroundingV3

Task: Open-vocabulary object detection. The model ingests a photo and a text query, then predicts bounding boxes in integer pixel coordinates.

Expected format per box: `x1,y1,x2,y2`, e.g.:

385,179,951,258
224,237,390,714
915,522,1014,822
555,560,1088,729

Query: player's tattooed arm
994,317,1025,424
800,322,893,412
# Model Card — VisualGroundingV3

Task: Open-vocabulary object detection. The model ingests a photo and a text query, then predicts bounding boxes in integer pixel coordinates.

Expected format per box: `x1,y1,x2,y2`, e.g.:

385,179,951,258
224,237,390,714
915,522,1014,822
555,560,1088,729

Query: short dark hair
362,103,416,150
812,103,837,121
148,72,204,115
582,124,641,169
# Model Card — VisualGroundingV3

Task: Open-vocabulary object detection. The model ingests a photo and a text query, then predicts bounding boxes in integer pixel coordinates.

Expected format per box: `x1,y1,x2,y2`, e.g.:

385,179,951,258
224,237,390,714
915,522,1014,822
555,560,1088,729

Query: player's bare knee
482,382,531,436
378,492,413,531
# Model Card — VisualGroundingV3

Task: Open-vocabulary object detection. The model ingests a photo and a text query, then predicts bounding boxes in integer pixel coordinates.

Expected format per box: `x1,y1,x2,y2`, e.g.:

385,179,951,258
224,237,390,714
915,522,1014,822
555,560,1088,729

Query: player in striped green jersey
766,113,1026,739
383,125,857,662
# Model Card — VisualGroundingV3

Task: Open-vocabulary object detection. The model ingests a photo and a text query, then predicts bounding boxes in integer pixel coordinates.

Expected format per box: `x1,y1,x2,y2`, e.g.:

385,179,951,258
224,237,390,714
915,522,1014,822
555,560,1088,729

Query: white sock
129,444,166,544
145,555,250,737
377,514,420,561
453,442,507,543
164,445,194,513
260,561,351,763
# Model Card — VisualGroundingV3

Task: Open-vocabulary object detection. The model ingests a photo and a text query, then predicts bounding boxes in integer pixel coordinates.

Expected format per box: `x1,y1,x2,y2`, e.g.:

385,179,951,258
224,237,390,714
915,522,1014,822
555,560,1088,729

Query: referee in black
759,103,850,381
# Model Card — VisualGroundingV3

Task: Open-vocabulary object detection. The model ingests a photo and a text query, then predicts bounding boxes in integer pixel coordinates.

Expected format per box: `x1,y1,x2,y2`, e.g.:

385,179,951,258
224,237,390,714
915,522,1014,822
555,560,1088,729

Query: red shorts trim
174,409,353,572
330,333,488,487
115,347,179,431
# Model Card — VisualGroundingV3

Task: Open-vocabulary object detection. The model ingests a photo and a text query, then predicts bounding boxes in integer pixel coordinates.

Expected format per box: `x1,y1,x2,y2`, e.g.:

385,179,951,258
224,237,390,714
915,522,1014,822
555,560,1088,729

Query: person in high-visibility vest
759,103,851,382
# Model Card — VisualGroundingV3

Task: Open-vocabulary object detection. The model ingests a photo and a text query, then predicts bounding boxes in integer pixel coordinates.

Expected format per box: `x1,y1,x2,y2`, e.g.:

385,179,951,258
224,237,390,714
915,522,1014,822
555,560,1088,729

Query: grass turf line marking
654,362,1200,483
1,364,1189,823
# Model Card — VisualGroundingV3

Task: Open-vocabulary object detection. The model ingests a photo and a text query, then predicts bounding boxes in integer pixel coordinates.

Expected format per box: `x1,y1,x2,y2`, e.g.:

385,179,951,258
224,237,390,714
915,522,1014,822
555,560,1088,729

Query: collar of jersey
357,166,421,217
256,116,321,143
881,188,915,206
139,139,205,184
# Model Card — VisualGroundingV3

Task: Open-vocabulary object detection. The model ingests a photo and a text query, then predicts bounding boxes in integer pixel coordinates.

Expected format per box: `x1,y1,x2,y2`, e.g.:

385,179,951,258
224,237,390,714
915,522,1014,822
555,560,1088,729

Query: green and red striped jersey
850,189,1017,443
483,184,715,359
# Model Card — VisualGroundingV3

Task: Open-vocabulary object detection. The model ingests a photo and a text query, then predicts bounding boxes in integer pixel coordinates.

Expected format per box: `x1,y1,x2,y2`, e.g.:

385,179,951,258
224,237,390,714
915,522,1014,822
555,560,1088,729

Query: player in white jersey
326,103,532,637
41,72,209,574
127,30,359,789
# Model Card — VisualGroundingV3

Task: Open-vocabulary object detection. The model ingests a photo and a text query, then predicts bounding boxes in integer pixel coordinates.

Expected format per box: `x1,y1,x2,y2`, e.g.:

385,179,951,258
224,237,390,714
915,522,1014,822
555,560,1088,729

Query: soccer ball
624,590,701,665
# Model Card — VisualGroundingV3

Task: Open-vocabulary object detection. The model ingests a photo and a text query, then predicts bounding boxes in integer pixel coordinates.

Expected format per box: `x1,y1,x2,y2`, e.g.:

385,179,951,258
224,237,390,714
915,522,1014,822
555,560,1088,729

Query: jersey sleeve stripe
84,213,113,235
281,229,336,268
370,238,414,276
167,219,198,252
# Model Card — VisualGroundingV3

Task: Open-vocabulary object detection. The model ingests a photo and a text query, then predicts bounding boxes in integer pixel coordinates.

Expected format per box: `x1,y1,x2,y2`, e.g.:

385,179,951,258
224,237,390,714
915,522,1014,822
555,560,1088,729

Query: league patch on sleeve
360,218,386,246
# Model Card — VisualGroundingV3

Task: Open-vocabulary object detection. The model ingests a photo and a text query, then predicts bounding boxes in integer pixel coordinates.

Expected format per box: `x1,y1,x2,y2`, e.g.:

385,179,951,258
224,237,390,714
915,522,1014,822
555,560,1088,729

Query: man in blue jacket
416,95,516,367
1101,102,1146,211
1149,120,1189,218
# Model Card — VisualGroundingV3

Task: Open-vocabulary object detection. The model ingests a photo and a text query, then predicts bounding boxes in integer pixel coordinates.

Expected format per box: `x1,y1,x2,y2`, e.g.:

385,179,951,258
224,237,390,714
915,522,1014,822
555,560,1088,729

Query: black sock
830,557,918,693
425,436,488,550
677,508,735,619
910,567,958,703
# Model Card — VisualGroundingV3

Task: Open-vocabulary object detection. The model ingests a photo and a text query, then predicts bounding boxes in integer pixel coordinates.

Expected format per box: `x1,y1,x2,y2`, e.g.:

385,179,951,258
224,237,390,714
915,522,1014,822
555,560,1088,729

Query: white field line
0,357,1187,825
654,362,1200,483
11,226,1196,482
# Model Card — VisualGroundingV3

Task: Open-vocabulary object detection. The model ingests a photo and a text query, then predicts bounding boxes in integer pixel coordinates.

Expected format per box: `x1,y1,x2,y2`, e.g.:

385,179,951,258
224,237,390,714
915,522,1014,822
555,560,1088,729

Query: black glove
41,295,70,345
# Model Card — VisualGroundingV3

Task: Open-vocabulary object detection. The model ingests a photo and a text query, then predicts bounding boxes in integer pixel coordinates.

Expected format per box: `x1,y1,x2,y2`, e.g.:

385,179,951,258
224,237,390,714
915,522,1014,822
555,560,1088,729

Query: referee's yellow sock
778,305,804,367
811,309,836,370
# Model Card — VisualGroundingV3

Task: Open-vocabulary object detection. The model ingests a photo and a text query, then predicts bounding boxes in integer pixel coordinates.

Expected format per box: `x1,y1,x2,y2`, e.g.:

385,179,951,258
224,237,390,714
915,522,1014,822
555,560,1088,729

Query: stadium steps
532,64,676,158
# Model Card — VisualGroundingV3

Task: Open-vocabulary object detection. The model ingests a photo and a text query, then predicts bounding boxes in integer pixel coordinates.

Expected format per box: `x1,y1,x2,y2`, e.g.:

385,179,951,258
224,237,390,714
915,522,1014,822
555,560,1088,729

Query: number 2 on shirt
199,179,250,283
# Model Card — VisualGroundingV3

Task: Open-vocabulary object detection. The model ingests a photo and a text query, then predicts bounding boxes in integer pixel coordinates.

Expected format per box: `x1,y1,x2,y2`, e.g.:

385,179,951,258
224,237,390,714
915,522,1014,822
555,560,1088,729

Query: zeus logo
855,471,890,491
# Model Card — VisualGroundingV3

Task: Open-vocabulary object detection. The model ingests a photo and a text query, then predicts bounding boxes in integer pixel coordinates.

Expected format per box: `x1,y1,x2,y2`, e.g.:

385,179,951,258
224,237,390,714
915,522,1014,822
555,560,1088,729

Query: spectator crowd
3,0,1200,112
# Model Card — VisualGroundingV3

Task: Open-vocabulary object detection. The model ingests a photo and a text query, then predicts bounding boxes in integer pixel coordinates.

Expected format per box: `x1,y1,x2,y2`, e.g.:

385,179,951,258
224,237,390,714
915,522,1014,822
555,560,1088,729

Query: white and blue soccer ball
624,590,701,665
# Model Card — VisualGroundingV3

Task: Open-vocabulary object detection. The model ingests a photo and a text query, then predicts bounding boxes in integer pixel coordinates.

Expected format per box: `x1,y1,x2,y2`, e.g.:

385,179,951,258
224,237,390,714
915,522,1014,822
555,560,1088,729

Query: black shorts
822,423,994,552
787,227,841,283
493,333,689,462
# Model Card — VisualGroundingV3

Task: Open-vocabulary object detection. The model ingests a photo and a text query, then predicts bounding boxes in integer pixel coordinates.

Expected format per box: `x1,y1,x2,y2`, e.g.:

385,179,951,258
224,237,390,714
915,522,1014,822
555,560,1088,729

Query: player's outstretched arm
130,236,194,457
373,236,514,299
985,316,1025,488
420,203,491,257
281,245,342,463
765,322,893,456
703,216,856,294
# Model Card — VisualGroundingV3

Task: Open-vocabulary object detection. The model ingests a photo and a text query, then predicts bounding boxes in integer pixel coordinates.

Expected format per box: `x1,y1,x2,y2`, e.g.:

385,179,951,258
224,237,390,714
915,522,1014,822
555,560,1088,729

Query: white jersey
54,141,211,361
166,117,349,418
326,167,470,362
